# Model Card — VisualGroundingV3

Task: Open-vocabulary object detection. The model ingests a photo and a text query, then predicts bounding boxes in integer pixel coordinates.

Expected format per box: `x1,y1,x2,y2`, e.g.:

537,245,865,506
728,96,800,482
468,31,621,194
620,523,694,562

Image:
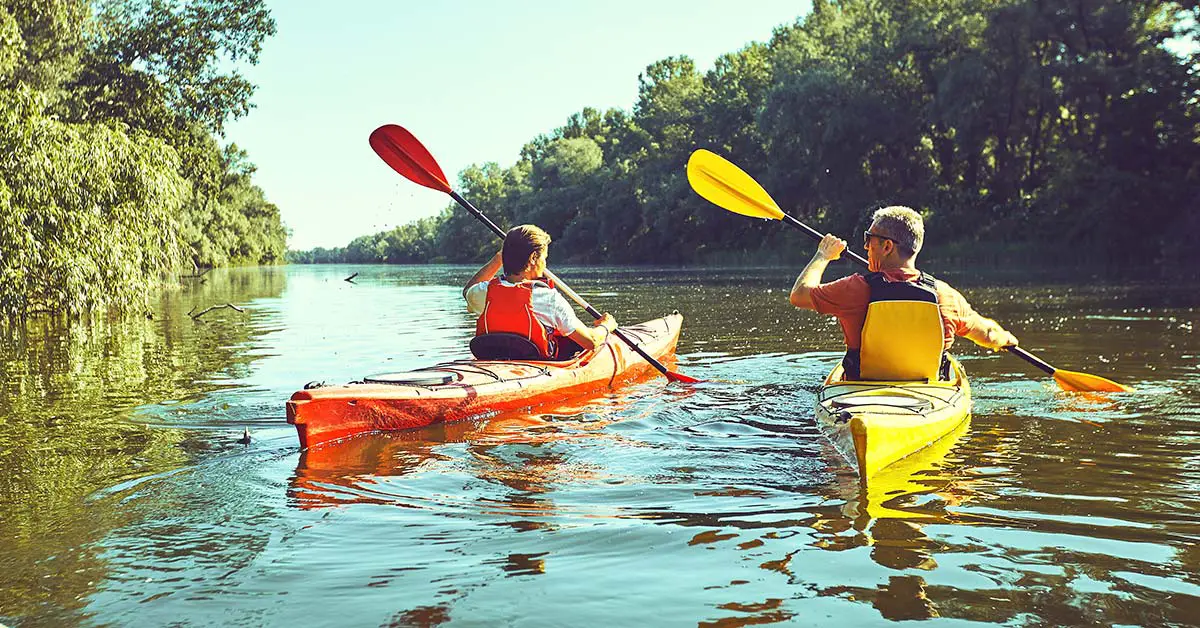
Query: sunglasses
863,230,897,246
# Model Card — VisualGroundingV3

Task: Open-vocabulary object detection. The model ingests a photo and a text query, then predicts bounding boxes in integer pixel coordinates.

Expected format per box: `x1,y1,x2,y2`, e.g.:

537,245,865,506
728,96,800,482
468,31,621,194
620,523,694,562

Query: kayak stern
817,356,972,482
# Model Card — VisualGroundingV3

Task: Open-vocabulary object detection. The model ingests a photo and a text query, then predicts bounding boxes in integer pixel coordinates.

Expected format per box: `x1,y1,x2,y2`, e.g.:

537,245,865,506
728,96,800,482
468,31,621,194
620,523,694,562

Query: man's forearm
789,253,831,309
965,317,1017,350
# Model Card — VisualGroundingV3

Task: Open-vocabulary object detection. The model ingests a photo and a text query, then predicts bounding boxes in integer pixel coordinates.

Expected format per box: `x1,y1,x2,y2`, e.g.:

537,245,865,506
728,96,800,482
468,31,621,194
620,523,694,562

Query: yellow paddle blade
686,149,785,220
1052,369,1134,393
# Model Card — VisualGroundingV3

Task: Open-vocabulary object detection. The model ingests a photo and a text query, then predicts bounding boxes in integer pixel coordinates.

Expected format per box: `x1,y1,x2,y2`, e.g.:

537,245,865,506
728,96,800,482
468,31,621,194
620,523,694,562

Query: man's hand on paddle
790,234,846,310
816,234,846,261
594,313,617,332
969,319,1020,352
569,312,618,351
983,328,1020,352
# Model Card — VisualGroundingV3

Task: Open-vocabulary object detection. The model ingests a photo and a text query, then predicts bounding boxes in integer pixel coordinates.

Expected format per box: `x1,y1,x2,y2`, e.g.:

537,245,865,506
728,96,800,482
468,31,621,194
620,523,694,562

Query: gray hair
871,206,924,257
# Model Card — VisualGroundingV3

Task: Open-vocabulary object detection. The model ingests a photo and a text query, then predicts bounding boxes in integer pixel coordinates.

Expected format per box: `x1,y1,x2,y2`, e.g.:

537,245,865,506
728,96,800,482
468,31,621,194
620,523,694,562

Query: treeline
293,0,1198,270
0,0,286,322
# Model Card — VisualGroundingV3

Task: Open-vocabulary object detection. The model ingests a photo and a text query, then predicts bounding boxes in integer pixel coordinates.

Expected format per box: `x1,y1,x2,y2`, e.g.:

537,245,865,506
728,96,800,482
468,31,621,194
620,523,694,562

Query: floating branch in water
182,265,213,280
188,303,246,320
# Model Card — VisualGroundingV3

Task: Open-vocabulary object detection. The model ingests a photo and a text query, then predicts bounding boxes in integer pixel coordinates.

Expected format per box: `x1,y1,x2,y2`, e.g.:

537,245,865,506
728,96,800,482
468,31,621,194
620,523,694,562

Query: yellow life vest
850,272,944,381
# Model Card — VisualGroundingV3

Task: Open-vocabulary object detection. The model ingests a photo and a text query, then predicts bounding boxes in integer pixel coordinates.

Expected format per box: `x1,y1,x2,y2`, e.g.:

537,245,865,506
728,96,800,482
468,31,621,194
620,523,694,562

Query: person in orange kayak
464,224,617,360
789,205,1019,381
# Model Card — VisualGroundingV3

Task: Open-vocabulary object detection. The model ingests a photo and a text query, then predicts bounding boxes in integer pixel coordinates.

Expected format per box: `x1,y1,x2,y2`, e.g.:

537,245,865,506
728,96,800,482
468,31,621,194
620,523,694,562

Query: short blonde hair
503,224,551,274
871,206,924,257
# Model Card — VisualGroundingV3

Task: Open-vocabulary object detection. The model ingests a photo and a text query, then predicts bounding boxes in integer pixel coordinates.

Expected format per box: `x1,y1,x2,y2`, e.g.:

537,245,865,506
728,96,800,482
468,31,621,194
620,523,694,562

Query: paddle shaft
782,214,871,268
1004,345,1055,375
448,192,679,378
450,190,505,238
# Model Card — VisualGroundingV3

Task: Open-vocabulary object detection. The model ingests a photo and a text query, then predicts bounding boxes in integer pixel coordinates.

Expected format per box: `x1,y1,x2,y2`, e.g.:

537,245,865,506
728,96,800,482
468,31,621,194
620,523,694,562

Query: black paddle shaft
782,214,871,268
1006,345,1056,375
450,190,506,239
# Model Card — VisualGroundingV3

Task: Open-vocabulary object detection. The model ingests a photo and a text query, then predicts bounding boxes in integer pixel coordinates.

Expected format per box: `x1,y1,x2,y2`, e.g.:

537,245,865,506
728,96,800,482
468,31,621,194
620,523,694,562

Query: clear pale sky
223,1,811,251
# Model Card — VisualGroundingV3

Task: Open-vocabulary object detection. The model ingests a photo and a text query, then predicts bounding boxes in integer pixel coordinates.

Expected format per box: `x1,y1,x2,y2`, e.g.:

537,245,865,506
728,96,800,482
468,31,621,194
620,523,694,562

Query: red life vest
475,277,558,358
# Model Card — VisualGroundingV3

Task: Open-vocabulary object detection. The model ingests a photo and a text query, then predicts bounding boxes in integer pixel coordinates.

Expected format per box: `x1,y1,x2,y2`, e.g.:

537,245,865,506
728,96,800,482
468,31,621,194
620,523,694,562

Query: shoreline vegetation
3,1,1196,329
0,0,286,325
291,0,1198,277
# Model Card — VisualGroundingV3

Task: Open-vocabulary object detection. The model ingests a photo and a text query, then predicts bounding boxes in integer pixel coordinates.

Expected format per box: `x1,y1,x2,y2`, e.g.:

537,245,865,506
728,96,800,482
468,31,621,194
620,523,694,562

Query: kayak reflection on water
289,392,650,511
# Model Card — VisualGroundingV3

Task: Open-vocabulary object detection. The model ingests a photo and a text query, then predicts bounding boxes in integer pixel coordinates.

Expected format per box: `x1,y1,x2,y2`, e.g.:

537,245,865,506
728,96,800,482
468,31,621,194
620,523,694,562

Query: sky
222,1,812,251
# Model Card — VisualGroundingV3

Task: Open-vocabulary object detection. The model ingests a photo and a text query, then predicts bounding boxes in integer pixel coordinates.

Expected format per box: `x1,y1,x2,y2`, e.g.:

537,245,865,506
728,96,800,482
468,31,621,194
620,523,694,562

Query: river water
0,264,1196,627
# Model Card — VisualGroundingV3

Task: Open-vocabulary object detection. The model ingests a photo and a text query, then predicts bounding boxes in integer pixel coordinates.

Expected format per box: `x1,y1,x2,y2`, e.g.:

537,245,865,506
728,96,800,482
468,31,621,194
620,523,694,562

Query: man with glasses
788,206,1018,381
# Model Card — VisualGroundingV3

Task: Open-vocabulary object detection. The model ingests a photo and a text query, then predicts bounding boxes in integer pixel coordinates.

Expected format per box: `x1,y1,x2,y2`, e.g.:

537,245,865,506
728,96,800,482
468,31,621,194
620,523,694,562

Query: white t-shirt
465,279,586,337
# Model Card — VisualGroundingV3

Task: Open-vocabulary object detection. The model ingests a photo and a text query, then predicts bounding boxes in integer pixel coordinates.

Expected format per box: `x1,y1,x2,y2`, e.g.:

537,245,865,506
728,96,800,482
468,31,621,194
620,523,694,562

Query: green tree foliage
0,0,286,322
293,0,1199,270
180,144,287,268
0,88,189,319
0,0,88,91
72,0,275,135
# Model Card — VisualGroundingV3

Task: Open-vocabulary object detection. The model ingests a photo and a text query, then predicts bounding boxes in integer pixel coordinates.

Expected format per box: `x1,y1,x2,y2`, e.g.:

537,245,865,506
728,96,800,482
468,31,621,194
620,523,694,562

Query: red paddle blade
666,370,702,384
369,124,451,193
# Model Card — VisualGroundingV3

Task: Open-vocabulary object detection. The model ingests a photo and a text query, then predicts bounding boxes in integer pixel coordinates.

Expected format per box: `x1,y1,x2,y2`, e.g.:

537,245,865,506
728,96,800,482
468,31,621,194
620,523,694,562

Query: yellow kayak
815,356,971,482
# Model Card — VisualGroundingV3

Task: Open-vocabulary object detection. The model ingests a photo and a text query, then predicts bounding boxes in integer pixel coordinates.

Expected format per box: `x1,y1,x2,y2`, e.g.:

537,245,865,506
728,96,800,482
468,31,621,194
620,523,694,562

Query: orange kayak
286,313,683,448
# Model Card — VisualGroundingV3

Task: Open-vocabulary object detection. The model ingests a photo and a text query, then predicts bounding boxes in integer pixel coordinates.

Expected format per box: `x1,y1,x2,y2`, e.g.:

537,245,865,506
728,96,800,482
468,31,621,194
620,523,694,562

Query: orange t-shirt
808,269,990,351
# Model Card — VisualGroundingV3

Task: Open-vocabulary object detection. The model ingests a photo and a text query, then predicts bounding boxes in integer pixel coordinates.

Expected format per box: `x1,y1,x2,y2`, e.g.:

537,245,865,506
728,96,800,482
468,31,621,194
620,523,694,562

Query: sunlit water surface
1,264,1197,627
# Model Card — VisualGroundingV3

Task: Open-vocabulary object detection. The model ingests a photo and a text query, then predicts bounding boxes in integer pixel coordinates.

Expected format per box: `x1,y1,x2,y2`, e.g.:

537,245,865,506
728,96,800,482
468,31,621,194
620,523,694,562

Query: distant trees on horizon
292,0,1199,271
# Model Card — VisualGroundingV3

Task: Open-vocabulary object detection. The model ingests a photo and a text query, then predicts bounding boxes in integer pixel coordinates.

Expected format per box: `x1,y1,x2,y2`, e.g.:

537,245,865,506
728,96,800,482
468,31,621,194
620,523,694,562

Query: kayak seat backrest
470,332,545,361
